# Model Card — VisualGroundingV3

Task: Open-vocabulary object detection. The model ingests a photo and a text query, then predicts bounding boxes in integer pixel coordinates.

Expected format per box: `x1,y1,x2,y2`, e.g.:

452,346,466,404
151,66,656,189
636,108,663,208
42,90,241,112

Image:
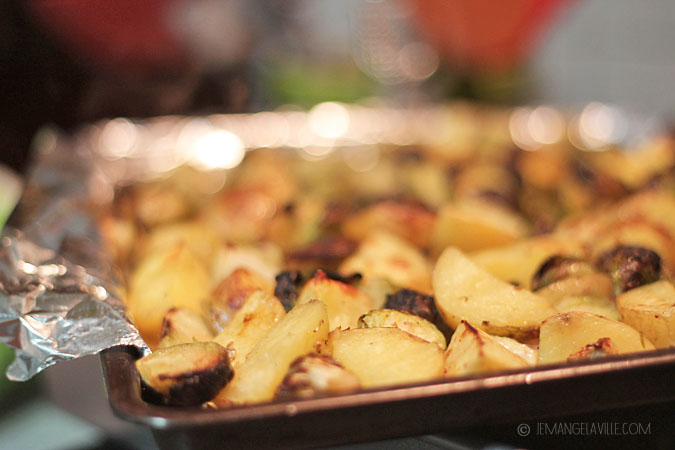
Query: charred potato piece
136,342,233,406
330,327,444,389
212,300,329,406
433,247,556,339
538,311,655,365
358,309,446,348
596,246,662,295
339,230,432,293
208,267,273,331
444,322,530,377
276,354,361,399
158,308,214,348
296,270,373,331
287,236,358,270
212,290,286,367
616,280,675,348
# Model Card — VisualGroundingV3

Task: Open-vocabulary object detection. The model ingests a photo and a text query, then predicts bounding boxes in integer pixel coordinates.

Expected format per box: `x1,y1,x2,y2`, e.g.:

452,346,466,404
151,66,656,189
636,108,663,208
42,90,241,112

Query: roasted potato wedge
208,267,274,331
211,243,283,287
444,321,530,377
212,290,286,367
433,247,556,338
212,300,329,406
296,270,373,331
127,244,211,347
358,309,446,348
330,327,444,388
432,199,529,254
616,280,675,348
538,311,655,365
553,296,620,321
136,221,220,264
158,308,214,349
136,342,232,406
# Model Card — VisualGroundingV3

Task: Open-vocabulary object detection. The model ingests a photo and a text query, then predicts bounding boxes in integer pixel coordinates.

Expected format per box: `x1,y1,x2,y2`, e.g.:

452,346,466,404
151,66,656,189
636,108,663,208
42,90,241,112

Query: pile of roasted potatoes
101,111,675,408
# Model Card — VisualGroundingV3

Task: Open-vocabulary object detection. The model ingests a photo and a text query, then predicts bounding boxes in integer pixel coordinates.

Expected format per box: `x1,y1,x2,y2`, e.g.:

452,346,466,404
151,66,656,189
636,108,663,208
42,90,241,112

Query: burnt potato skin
531,255,595,291
137,342,234,406
596,246,662,294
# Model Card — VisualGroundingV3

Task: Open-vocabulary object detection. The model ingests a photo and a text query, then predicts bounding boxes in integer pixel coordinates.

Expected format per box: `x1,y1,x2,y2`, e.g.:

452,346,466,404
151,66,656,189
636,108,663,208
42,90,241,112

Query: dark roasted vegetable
136,342,233,406
531,255,596,291
274,270,303,312
596,246,662,294
384,289,438,324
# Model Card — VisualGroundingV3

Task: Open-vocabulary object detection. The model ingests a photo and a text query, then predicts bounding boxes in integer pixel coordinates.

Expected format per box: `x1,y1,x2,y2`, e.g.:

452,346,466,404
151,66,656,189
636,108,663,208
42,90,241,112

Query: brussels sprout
596,246,662,294
136,342,233,406
276,354,360,399
531,255,595,291
384,289,438,324
274,270,303,312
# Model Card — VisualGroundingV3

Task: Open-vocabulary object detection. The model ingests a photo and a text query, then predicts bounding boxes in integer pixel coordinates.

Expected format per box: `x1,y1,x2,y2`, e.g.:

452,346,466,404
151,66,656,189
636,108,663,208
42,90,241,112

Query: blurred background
2,0,675,449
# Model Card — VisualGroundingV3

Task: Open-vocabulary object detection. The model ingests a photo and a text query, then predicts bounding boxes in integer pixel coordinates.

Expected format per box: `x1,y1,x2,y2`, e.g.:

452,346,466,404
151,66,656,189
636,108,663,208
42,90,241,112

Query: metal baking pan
101,345,675,449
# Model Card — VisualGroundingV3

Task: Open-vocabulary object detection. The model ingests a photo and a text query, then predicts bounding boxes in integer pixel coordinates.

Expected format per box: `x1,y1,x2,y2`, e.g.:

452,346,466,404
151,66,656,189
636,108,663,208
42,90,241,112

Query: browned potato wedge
136,342,232,406
616,280,675,348
470,235,587,289
538,311,655,365
339,230,432,293
297,270,373,330
432,199,529,254
330,327,444,388
276,354,361,399
212,290,286,367
212,300,329,406
433,247,556,339
208,267,274,331
158,308,214,348
444,322,530,377
358,309,446,348
127,244,211,347
341,199,436,249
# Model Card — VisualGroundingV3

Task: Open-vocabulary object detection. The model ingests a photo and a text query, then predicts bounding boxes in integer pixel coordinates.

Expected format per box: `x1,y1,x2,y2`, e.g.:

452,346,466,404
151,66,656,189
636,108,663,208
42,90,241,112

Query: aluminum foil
0,128,147,381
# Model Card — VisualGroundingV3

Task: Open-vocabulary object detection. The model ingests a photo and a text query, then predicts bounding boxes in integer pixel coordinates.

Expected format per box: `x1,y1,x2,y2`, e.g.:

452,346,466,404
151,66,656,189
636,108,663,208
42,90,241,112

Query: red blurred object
28,0,189,72
408,0,574,73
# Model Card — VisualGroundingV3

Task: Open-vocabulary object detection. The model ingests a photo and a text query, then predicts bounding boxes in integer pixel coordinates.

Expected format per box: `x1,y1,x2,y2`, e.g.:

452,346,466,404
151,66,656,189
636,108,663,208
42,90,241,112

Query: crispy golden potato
208,267,274,331
538,312,655,365
358,309,446,348
136,342,232,406
210,243,283,287
330,327,444,389
433,247,556,339
212,300,329,406
136,221,220,264
616,280,675,348
444,322,530,377
339,230,432,293
127,244,211,348
158,308,213,349
212,290,286,367
134,184,191,229
297,270,373,331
